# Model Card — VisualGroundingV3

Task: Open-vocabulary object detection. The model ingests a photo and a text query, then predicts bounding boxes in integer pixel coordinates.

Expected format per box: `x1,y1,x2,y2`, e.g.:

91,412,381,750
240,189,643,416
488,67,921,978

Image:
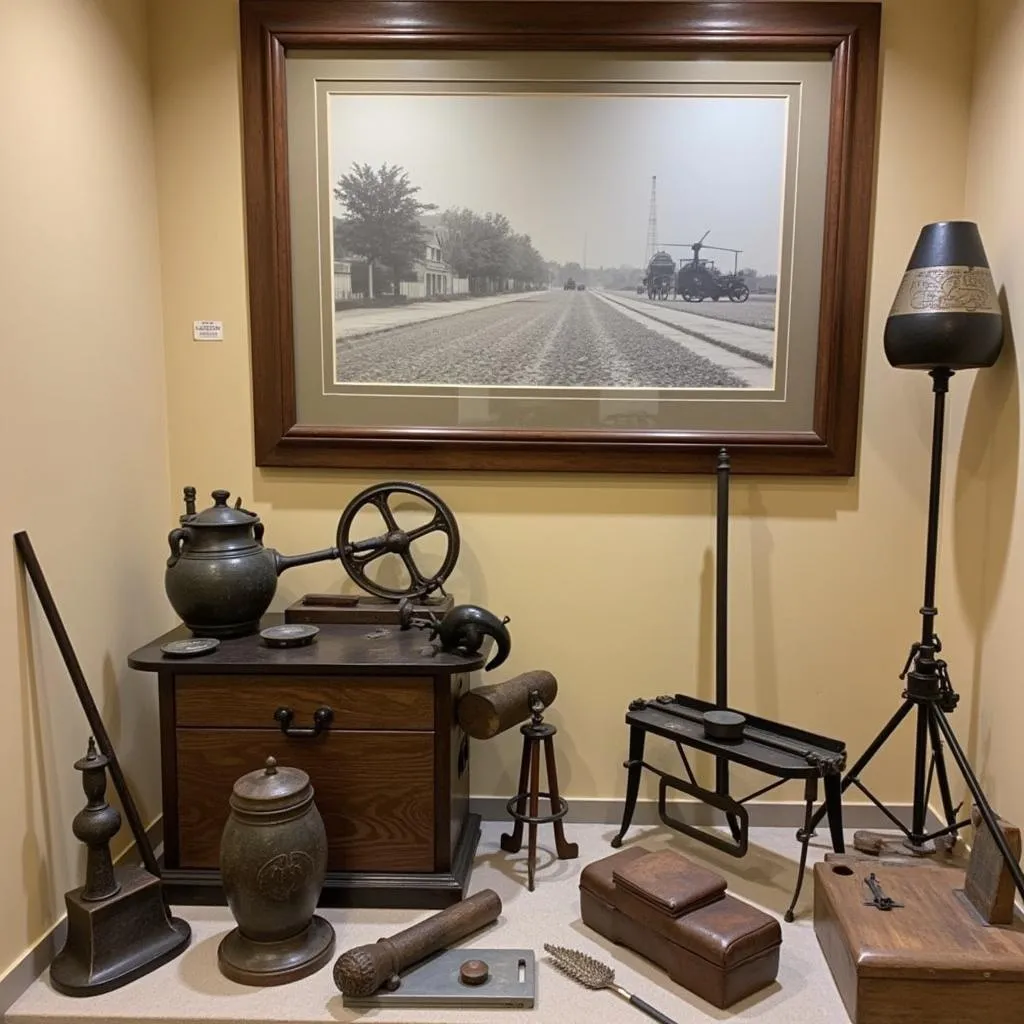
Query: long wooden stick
14,531,161,879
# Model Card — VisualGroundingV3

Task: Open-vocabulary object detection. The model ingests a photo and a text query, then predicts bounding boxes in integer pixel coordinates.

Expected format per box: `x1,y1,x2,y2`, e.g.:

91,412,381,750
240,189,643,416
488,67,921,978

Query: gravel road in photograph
335,289,747,388
624,291,777,330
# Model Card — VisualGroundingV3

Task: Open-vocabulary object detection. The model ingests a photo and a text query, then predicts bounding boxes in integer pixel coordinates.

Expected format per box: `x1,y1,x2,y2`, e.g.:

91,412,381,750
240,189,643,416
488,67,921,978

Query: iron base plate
343,948,536,1008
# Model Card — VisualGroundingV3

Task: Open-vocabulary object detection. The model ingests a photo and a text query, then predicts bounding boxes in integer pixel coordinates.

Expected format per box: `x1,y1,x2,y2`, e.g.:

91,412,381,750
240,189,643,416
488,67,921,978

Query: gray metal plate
343,948,536,1008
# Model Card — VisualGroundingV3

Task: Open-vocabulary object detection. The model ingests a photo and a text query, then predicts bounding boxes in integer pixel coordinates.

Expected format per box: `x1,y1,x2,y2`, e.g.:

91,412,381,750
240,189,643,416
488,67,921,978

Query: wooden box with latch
814,858,1024,1024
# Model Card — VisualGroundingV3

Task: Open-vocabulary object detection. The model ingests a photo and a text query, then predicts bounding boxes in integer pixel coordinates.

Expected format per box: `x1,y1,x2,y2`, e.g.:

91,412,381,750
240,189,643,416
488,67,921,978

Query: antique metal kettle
165,488,337,638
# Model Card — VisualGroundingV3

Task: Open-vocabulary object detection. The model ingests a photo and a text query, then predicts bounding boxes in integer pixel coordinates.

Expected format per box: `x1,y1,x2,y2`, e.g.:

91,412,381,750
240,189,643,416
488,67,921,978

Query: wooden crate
814,859,1024,1024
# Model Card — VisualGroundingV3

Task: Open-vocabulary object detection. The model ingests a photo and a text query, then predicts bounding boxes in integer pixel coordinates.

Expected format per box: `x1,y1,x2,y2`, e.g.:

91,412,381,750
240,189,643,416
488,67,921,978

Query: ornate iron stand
611,449,847,921
501,690,578,890
50,739,191,995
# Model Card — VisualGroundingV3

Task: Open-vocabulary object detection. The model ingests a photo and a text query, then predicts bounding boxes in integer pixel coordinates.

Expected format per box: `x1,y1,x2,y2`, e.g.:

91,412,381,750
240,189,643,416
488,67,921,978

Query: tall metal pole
920,368,951,648
715,448,730,711
715,449,731,807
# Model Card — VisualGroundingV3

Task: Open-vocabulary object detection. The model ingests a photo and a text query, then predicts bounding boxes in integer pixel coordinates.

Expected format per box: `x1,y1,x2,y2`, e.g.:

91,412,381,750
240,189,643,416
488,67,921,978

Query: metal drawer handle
274,706,333,738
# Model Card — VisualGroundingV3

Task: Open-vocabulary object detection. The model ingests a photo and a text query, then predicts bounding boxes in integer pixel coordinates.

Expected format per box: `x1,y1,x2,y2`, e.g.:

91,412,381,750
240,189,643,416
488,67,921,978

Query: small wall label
193,320,224,341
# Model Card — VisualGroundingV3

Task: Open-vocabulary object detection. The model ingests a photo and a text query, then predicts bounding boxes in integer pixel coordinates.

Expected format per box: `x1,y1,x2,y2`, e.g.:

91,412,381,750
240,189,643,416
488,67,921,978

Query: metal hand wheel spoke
399,549,428,591
368,491,400,533
336,482,461,601
405,515,450,543
347,539,390,565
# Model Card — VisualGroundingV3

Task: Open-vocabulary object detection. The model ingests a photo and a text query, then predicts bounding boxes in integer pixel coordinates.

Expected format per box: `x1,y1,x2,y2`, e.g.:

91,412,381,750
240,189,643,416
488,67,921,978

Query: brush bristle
543,944,614,989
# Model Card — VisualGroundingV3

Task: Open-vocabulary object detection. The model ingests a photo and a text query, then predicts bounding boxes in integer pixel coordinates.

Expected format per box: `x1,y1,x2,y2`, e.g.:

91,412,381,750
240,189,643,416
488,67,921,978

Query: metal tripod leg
931,709,1024,903
910,704,931,842
805,699,915,835
926,704,959,831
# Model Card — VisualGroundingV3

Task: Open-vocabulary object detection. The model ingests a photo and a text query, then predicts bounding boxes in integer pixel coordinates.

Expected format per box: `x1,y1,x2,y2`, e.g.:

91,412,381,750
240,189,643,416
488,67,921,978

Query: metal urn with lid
165,487,338,638
218,756,335,986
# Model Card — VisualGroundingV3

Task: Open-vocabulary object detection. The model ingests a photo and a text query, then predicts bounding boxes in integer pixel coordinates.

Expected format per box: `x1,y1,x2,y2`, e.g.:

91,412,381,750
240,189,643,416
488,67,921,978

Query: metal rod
921,368,952,645
715,448,729,711
848,779,914,835
805,692,916,834
926,708,960,827
714,449,731,805
14,531,161,879
911,704,930,842
738,777,789,804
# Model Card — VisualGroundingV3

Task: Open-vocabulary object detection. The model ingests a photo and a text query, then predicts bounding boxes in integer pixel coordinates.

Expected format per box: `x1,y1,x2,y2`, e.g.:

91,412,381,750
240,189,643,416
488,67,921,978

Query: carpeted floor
7,822,859,1024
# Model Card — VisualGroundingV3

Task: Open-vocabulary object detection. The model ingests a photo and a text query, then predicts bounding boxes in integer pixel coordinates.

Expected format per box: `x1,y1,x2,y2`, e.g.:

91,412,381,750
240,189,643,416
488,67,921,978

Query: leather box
579,846,781,1008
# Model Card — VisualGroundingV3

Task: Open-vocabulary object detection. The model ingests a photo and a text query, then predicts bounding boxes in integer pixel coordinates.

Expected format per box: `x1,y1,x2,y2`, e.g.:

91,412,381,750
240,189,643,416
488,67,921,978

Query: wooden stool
500,690,578,890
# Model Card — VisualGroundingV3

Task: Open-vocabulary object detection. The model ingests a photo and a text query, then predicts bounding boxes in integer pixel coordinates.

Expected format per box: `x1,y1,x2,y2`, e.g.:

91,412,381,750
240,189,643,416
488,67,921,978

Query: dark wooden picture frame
239,1,880,475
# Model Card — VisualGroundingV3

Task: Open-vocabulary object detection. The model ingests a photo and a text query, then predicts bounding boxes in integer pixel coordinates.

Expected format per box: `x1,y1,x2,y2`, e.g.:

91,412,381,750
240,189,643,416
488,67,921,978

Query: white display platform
7,822,855,1024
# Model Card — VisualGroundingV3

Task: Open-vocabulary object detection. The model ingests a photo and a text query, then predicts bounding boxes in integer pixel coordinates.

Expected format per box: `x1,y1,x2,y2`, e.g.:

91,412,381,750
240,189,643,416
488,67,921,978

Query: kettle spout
436,604,512,671
273,546,339,576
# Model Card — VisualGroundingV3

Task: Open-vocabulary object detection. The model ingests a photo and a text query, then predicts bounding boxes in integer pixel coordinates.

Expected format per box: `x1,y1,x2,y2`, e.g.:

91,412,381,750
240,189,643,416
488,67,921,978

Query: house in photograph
333,225,469,302
399,226,469,299
333,256,358,302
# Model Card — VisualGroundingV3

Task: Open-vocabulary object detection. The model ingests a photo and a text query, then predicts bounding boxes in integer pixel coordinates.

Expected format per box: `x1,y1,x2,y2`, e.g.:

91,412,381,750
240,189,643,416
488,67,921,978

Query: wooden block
965,808,1022,925
814,859,1024,1024
457,670,557,740
285,593,454,625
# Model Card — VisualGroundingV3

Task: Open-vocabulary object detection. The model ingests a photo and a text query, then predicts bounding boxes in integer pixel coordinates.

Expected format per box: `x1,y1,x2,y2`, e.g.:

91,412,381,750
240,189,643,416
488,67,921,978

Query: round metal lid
186,489,260,528
230,756,312,813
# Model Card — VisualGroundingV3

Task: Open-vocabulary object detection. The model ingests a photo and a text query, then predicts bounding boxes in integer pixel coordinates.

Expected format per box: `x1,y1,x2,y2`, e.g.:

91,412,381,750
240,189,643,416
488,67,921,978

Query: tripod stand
804,367,1024,903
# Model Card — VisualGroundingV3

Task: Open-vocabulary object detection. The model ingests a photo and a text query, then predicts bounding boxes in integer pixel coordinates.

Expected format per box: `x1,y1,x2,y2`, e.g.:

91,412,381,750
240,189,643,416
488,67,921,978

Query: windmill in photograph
328,91,782,393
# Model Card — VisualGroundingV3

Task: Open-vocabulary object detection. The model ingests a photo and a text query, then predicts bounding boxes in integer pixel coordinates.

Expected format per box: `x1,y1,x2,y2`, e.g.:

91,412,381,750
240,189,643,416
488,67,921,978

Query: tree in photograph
507,233,547,290
333,162,436,298
439,208,550,293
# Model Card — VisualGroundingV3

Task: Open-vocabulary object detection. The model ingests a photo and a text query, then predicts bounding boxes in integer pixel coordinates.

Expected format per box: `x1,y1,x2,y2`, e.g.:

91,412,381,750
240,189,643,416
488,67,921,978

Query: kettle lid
185,489,260,528
230,756,312,813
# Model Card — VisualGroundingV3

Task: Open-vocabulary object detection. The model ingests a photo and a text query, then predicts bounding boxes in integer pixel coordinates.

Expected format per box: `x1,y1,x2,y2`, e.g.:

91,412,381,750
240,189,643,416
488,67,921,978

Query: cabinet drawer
175,728,435,872
175,675,433,730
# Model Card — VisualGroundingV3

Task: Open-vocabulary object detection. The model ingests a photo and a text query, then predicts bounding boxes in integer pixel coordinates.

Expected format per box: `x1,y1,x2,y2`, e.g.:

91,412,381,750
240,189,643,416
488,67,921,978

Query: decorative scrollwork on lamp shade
884,221,1003,371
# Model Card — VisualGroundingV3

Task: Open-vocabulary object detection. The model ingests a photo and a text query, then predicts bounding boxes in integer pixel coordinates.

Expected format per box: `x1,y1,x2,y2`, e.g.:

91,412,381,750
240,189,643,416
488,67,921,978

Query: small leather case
613,849,727,916
580,846,781,1009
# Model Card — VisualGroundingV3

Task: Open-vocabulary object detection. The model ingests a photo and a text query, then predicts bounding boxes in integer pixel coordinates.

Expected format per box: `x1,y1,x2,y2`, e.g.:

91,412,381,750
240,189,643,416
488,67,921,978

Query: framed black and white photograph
240,1,881,474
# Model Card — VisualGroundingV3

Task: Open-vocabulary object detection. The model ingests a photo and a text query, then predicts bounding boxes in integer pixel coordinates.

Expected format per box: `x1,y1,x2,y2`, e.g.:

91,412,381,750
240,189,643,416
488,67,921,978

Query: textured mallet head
333,944,390,996
543,944,614,989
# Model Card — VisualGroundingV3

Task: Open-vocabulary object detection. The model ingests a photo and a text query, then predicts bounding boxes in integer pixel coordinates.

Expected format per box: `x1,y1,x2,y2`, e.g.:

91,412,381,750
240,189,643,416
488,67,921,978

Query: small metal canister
217,756,335,986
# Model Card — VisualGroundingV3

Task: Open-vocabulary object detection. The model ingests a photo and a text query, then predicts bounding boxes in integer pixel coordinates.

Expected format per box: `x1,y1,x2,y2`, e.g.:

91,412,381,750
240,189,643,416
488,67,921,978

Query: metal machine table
612,693,847,921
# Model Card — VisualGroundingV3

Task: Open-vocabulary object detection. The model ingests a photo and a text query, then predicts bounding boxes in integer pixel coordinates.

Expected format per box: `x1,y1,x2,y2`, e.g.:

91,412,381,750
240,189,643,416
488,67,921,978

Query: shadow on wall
952,287,1019,774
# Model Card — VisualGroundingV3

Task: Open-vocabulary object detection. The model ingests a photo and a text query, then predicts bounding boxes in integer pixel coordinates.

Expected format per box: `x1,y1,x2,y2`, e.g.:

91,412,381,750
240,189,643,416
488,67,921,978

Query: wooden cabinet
128,617,483,909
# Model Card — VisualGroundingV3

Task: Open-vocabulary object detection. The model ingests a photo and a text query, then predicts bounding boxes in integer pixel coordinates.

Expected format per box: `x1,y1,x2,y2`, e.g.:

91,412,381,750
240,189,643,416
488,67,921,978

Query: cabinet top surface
127,614,487,676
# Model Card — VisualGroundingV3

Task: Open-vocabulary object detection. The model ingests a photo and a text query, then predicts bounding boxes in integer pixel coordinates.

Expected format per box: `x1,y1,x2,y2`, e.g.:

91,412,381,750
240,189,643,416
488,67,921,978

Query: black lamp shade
884,221,1003,371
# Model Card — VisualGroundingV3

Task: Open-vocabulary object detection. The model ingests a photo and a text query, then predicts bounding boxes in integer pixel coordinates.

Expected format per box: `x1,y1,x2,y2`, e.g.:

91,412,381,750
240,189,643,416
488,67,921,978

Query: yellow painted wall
2,0,1005,984
953,0,1024,828
0,0,171,981
148,0,978,807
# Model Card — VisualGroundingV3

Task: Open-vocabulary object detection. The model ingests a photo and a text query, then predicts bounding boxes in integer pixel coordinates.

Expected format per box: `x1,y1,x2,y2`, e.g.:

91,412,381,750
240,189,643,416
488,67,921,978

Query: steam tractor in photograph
674,231,750,303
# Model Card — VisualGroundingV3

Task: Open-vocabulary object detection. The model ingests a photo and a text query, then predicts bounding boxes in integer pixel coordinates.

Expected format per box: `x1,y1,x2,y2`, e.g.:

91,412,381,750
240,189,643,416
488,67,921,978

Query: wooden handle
333,889,502,996
457,670,558,739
